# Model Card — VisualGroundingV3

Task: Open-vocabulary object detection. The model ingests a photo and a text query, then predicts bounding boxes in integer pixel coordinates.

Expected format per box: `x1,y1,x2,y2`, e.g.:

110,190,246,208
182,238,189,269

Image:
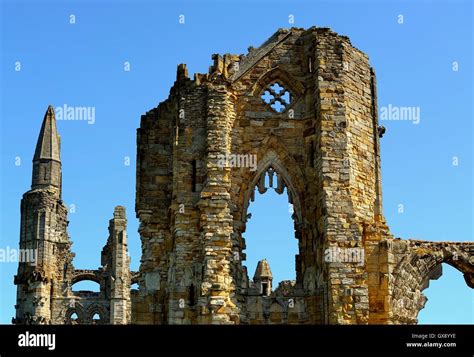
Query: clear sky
0,0,472,324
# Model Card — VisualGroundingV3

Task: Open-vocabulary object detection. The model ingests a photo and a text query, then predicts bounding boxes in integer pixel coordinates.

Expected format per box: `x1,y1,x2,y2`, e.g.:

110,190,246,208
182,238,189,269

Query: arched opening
70,312,79,324
71,280,100,293
90,312,102,325
66,309,83,325
131,282,139,291
418,263,473,324
242,169,299,294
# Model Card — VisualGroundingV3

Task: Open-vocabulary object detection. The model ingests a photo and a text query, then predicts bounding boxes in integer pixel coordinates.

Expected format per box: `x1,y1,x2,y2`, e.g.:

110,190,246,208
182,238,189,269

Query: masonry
15,26,474,325
14,107,132,324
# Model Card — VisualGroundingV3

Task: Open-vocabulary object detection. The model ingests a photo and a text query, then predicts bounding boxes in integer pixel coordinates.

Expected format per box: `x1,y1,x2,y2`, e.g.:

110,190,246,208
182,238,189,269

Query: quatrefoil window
261,82,292,113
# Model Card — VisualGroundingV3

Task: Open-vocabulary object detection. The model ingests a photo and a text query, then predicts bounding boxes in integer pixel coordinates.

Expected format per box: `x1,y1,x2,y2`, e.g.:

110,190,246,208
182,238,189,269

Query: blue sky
0,0,472,324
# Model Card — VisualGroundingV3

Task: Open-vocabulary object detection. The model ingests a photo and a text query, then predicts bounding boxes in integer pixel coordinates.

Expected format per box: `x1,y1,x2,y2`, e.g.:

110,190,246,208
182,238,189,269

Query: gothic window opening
243,167,299,294
91,312,102,325
260,82,292,113
67,311,80,325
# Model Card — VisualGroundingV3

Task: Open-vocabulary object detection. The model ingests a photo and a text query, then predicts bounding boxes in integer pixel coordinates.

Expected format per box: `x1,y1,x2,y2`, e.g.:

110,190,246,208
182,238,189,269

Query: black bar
0,324,472,355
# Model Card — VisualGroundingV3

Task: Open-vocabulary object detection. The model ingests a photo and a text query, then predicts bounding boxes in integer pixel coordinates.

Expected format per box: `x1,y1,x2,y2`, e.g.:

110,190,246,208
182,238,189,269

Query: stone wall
134,27,473,325
135,27,401,325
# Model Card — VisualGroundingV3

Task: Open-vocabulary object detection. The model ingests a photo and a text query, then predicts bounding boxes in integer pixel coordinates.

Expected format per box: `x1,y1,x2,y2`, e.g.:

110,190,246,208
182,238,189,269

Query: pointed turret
31,105,62,193
254,259,273,296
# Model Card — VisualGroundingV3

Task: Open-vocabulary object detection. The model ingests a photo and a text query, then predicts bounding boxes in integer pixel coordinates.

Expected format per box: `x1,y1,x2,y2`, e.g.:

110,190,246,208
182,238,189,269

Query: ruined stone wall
229,29,320,324
48,206,132,325
388,240,474,324
51,293,109,325
135,27,388,325
313,30,376,324
169,79,209,324
134,101,175,323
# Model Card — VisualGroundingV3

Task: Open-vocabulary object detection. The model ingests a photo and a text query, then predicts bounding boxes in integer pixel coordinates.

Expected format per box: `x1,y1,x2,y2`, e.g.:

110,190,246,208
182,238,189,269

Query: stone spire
15,106,70,324
32,105,62,192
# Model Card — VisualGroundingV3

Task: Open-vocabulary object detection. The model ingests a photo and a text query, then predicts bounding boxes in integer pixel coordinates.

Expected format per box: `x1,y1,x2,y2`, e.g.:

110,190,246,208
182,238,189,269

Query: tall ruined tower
14,106,73,324
15,106,132,325
135,27,474,325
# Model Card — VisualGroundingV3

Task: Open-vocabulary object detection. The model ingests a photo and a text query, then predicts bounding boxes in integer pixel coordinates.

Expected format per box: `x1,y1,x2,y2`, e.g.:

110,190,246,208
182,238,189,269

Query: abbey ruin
14,27,474,325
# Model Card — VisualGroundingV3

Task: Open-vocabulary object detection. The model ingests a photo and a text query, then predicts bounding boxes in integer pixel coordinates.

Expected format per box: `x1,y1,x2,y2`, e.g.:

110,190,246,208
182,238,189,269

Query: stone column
108,206,131,324
167,78,203,324
197,85,239,324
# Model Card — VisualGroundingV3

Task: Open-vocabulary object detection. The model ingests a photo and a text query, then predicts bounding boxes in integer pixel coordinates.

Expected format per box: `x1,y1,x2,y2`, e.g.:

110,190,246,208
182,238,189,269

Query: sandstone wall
135,27,387,324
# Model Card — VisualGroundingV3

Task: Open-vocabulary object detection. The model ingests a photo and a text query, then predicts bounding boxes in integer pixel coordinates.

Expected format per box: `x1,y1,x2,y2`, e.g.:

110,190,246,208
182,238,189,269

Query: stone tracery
261,82,292,113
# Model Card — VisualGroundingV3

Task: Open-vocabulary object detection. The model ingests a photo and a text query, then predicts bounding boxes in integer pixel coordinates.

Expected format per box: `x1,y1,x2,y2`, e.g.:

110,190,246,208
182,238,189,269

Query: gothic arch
248,66,305,100
65,304,85,325
86,305,107,325
231,132,307,234
245,66,305,115
71,270,102,285
230,135,310,291
391,242,474,323
241,150,303,227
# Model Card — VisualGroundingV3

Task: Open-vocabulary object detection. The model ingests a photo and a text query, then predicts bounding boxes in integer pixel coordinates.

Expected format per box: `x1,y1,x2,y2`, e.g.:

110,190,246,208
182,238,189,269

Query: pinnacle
33,105,61,162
